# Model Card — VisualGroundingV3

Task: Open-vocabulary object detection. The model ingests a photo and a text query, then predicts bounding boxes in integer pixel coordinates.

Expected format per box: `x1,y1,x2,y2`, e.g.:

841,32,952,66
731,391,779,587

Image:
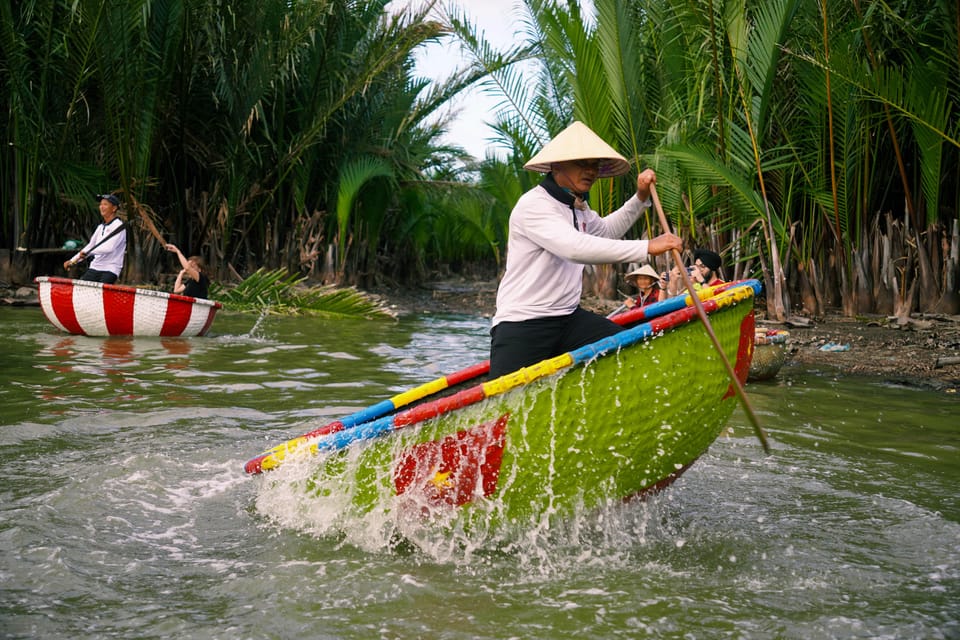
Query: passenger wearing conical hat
489,121,683,378
623,263,662,309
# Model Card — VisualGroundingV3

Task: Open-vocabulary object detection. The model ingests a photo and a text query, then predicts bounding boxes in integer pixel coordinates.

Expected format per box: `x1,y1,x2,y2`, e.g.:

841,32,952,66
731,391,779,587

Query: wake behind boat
35,276,221,337
247,280,763,534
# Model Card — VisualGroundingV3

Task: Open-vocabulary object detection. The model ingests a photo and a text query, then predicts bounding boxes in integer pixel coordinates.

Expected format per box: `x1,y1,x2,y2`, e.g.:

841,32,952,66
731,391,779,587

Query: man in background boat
489,121,683,378
166,244,210,299
692,248,724,287
663,249,725,297
62,194,127,284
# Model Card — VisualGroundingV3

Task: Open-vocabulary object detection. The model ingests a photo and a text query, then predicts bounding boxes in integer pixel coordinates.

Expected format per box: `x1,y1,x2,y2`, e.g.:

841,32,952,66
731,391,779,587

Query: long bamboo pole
128,194,166,246
650,184,770,453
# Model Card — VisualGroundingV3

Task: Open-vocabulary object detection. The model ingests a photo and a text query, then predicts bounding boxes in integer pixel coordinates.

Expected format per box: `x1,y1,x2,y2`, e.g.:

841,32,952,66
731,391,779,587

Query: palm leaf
335,156,395,271
905,64,951,226
212,267,393,318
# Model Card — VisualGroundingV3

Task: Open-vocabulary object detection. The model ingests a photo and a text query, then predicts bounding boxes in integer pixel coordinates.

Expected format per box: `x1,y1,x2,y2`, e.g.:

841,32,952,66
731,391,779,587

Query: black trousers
489,307,623,378
80,269,119,284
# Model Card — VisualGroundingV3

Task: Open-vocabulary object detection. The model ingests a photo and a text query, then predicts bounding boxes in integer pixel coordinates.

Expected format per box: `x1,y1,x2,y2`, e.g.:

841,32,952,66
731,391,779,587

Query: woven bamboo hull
748,328,790,381
35,276,221,337
252,281,761,532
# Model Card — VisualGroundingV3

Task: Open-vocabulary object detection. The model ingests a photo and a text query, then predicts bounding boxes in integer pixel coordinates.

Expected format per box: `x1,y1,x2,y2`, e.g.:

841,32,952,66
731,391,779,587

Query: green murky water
1,306,957,639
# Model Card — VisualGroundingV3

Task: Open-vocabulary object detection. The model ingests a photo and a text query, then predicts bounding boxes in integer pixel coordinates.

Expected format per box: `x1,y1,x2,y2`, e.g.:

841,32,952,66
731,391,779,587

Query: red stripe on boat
244,456,266,475
103,286,136,335
304,421,346,439
650,305,695,333
196,308,217,336
51,280,85,335
159,297,192,336
446,361,490,386
393,413,509,508
243,419,349,473
725,311,756,399
395,385,487,427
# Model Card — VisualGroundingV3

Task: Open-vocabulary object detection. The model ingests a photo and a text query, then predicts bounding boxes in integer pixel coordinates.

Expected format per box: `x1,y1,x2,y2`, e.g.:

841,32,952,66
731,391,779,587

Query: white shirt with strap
492,186,652,327
74,218,127,277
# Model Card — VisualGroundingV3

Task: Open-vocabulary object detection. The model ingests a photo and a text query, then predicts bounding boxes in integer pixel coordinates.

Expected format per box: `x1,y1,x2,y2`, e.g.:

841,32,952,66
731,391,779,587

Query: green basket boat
246,280,762,533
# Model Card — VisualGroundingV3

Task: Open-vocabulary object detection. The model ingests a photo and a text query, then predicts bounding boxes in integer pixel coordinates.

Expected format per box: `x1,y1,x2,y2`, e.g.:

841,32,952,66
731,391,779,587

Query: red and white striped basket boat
35,276,222,337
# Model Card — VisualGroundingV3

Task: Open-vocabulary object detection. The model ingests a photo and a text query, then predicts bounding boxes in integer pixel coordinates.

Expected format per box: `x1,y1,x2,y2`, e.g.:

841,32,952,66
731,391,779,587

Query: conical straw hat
524,121,631,177
625,264,660,282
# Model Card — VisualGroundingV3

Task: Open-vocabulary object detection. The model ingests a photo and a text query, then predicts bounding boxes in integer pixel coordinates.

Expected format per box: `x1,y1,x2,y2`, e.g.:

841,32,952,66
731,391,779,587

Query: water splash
252,446,678,573
250,363,687,572
242,307,271,340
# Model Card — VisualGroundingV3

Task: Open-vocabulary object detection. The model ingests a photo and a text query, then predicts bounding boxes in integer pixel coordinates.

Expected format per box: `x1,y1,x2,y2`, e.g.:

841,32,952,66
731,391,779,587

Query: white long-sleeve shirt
492,185,652,326
71,217,127,277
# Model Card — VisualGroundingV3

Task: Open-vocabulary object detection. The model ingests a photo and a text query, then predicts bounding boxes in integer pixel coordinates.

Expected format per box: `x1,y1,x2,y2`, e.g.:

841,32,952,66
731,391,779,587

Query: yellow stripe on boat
393,378,448,407
481,353,574,397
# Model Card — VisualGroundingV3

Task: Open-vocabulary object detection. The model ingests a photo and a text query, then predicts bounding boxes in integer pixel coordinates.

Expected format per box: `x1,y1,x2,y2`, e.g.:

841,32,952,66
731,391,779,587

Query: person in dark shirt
692,248,725,287
166,243,210,299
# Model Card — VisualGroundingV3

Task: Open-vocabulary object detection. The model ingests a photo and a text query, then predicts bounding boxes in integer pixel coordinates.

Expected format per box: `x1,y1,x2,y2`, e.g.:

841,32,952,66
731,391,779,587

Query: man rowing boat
489,121,683,377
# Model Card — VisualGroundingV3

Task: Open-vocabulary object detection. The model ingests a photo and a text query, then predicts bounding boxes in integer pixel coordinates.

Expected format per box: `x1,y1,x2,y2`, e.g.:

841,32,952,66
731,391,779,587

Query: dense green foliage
0,0,500,286
457,0,959,317
211,268,393,317
2,0,958,318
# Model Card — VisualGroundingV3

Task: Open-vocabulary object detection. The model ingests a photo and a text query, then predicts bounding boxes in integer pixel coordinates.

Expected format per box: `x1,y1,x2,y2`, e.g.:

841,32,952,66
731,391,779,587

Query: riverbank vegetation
2,0,957,320
211,268,394,318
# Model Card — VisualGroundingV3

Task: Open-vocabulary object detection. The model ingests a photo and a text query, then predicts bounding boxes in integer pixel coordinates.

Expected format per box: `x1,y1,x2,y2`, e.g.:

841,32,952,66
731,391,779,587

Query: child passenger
623,264,662,308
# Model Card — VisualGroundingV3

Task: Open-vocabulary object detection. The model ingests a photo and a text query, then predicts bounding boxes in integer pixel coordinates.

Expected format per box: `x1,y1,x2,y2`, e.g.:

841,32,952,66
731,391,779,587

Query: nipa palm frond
211,268,394,318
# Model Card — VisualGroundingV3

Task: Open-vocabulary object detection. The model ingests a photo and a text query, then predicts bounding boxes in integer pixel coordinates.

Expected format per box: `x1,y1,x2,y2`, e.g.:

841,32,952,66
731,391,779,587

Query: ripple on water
3,308,958,639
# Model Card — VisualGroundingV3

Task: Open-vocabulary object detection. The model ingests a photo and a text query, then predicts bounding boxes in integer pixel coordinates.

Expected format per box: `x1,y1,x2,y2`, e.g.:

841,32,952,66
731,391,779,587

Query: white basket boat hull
35,276,222,337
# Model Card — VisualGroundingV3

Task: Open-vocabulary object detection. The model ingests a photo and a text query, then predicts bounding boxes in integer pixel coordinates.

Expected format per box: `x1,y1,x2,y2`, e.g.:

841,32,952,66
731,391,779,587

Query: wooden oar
606,303,627,318
64,221,127,267
649,183,770,453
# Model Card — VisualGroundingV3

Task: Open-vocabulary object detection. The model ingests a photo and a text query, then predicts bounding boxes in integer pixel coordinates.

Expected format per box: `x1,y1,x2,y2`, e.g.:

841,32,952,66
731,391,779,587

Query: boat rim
35,275,222,309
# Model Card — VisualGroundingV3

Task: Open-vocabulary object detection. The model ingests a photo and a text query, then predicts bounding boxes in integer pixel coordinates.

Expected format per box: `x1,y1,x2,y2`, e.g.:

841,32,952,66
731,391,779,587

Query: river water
1,305,957,639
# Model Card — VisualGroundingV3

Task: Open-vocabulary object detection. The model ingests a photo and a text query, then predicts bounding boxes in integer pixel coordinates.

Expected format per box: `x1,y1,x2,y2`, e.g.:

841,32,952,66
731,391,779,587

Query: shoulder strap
86,220,127,255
